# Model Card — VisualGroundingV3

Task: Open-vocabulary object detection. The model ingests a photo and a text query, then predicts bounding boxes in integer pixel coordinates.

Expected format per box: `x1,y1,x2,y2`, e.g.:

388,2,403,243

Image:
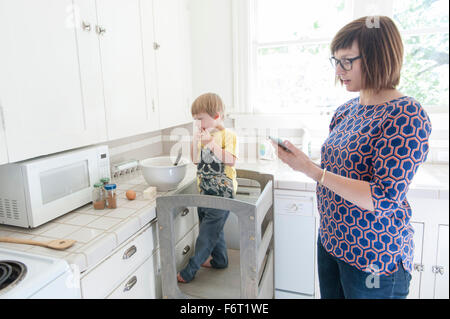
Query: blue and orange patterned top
317,96,432,275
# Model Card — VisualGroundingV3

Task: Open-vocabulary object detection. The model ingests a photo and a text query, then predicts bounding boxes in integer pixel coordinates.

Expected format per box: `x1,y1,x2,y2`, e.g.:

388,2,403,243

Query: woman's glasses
329,55,362,71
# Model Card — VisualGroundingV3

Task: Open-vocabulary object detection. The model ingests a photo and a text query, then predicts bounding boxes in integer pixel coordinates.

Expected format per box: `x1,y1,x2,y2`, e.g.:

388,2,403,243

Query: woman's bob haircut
331,16,404,92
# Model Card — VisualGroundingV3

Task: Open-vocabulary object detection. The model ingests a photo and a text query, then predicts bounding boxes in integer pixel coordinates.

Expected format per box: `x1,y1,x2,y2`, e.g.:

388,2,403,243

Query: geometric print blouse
317,96,432,275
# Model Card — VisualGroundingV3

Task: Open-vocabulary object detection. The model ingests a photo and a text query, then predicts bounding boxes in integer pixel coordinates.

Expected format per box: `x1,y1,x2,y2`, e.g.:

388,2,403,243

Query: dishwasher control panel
274,190,315,217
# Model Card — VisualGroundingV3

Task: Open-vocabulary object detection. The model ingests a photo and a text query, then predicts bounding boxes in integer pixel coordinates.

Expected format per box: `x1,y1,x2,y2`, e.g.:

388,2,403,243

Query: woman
272,16,432,299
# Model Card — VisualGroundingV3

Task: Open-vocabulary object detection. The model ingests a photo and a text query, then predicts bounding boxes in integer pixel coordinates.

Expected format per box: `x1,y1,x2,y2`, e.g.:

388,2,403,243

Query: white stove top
0,248,81,299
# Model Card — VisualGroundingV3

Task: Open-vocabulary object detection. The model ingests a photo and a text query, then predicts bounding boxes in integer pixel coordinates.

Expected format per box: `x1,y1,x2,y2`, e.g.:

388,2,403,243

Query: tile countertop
0,160,447,274
0,164,198,273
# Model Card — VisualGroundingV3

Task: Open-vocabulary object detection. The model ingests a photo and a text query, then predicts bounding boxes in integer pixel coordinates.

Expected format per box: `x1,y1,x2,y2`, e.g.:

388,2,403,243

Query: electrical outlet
112,160,139,178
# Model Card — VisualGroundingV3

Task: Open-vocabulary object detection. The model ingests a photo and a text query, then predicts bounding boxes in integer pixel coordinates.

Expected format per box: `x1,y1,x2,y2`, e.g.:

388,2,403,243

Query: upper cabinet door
0,0,106,163
180,0,193,124
0,104,8,165
140,0,160,132
153,0,192,129
96,0,157,141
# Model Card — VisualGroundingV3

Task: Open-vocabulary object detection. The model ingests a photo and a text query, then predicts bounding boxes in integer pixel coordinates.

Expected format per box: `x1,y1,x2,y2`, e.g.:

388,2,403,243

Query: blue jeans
179,207,230,282
317,237,411,299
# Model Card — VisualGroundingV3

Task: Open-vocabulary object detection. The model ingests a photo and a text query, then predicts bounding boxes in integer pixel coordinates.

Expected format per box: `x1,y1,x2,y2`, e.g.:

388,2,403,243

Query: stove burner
0,260,27,293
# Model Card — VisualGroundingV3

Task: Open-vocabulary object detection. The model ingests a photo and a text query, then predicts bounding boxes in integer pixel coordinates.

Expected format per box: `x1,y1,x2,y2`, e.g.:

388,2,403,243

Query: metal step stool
156,169,275,299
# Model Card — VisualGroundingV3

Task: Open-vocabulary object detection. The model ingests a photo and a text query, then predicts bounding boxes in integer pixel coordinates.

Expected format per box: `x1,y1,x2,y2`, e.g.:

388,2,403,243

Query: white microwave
0,145,110,228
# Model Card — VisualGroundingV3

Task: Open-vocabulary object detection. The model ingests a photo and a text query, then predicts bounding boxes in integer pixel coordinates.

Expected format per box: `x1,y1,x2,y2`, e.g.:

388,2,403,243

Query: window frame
232,0,449,115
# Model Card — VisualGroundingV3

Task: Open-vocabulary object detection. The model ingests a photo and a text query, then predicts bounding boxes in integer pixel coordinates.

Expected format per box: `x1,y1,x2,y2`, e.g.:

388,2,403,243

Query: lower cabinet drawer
174,206,198,243
81,223,156,299
175,224,198,271
107,252,158,299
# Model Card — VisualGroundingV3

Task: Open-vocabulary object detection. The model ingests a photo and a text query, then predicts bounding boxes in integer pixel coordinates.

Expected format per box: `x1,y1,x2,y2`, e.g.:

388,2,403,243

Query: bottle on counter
92,183,106,210
104,183,117,209
99,177,110,204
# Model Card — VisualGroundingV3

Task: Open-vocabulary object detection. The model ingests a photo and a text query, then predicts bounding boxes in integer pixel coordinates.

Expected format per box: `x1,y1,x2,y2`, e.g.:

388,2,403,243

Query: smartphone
268,136,292,153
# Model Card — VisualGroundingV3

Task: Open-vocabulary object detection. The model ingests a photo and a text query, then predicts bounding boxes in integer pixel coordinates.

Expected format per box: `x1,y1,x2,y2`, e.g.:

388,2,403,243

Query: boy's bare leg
201,256,213,268
177,272,187,283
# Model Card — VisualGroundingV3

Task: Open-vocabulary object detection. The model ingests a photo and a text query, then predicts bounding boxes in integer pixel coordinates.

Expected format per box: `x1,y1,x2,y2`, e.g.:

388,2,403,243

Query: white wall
189,0,234,111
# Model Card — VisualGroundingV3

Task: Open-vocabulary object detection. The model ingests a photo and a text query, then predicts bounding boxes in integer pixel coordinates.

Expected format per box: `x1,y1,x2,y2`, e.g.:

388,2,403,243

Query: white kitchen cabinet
180,0,194,123
274,190,317,298
433,225,448,299
80,221,157,298
96,0,159,141
152,0,193,129
107,251,159,299
140,0,161,133
0,0,193,163
408,222,425,299
80,204,198,299
175,224,198,271
409,196,449,299
0,0,107,163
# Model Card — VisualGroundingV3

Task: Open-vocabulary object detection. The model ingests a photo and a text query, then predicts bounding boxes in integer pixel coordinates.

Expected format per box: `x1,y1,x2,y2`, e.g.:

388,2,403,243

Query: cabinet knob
289,204,298,212
96,25,106,36
153,42,160,50
182,245,191,255
123,276,137,292
181,208,189,216
432,265,445,275
81,21,91,32
414,263,424,272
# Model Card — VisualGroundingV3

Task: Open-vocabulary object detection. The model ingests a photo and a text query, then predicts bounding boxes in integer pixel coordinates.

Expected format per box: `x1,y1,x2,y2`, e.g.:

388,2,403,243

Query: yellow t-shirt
196,128,238,197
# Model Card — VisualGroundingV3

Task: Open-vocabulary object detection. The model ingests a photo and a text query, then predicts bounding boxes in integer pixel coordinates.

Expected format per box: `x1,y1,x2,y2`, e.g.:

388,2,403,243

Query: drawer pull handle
181,208,189,216
289,204,298,211
124,276,137,292
182,245,191,255
123,245,137,260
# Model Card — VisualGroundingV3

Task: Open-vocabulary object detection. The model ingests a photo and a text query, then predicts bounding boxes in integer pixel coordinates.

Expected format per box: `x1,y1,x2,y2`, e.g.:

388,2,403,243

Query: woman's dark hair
331,16,404,92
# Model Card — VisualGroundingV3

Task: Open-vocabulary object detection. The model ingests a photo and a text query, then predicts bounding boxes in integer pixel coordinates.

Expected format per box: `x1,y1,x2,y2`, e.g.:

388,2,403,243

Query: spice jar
104,183,117,209
100,177,110,186
92,183,106,210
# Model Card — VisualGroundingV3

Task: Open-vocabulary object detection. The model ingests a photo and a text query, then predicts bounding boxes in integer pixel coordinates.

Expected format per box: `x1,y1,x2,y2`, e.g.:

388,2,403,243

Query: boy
177,93,238,283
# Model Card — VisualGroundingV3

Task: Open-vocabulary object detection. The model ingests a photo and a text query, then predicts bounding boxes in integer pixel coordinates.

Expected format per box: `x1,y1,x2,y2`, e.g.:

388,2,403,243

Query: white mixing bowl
139,156,188,191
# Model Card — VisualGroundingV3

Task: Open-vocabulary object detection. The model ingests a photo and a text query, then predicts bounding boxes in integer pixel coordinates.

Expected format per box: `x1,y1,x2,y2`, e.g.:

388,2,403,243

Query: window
393,0,449,111
244,0,449,114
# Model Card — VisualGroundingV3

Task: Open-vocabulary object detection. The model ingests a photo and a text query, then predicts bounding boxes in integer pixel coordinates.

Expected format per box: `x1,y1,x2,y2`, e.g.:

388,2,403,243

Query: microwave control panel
97,146,111,180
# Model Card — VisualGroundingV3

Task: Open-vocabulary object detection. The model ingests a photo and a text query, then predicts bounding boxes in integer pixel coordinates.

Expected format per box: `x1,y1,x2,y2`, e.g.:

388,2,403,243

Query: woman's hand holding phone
269,137,315,176
268,136,293,153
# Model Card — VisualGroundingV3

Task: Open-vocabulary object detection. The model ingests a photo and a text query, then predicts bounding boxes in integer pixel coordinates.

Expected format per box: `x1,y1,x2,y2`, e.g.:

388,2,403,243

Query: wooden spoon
0,237,76,250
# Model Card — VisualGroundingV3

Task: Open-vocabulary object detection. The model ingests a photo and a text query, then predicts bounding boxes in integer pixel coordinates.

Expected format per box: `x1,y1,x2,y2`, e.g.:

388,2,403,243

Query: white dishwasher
274,189,317,299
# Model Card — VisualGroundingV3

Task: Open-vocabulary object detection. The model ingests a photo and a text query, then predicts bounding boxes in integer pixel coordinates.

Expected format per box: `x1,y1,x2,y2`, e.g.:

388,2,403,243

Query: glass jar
104,183,117,209
92,183,106,210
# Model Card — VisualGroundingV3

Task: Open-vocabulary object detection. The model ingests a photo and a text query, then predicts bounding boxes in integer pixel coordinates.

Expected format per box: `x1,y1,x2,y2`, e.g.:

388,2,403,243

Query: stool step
179,249,241,299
